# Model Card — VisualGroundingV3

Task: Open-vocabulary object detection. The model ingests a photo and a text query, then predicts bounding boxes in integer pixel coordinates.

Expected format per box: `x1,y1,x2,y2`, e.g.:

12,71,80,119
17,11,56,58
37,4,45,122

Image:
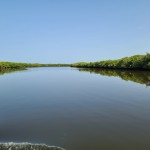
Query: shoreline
0,54,150,71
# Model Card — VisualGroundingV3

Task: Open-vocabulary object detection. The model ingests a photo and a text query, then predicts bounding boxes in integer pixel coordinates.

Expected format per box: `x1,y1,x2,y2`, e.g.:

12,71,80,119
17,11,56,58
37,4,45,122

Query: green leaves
0,62,70,71
72,53,150,70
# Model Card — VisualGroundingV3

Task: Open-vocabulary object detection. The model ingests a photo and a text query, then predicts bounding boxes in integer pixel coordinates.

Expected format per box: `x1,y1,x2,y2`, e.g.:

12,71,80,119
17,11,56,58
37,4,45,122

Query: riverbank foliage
1,54,150,71
0,62,69,71
72,54,150,70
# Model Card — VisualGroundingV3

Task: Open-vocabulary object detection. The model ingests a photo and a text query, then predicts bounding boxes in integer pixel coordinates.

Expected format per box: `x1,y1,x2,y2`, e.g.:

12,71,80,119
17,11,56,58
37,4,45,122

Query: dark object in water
0,143,64,150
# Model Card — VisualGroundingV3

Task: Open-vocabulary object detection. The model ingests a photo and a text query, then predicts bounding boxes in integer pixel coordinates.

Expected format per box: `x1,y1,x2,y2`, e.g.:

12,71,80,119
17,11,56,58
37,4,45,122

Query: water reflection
0,67,150,150
78,68,150,86
0,68,26,76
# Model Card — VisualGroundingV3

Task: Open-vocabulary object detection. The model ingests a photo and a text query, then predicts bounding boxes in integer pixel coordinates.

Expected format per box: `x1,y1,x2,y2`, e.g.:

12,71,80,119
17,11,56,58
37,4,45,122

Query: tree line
71,53,150,70
0,62,69,71
0,54,150,71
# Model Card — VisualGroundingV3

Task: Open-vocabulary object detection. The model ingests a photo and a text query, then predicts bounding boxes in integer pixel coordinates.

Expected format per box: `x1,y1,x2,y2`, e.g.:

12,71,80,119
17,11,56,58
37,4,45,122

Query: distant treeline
0,62,69,71
71,54,150,70
1,54,150,71
78,68,150,86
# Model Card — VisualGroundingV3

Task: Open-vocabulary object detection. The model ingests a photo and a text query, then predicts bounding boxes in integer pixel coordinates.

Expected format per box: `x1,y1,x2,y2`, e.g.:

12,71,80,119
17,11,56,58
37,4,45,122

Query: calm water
0,67,150,150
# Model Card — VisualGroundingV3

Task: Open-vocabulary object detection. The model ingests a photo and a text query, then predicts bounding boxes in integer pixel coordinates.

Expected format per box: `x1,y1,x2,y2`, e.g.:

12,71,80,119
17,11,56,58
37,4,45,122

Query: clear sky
0,0,150,63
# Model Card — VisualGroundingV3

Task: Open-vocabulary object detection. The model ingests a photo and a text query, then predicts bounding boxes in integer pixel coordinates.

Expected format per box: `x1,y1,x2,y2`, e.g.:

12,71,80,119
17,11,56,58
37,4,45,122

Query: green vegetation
0,62,70,75
0,54,150,73
78,68,150,86
71,53,150,70
0,62,70,71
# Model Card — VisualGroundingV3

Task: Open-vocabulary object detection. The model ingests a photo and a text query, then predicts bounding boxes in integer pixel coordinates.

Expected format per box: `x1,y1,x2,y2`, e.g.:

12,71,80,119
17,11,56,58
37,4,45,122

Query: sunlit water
0,67,150,150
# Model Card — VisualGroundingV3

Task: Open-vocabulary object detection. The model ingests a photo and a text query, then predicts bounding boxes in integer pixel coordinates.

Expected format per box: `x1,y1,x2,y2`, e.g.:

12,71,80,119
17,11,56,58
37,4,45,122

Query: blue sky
0,0,150,63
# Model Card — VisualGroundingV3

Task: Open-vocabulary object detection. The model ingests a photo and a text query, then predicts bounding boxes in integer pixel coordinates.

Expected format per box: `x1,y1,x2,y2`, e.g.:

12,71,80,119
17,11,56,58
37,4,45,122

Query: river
0,67,150,150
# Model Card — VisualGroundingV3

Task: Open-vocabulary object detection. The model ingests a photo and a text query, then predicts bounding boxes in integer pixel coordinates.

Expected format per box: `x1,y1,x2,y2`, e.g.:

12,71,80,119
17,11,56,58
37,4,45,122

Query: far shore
0,54,150,71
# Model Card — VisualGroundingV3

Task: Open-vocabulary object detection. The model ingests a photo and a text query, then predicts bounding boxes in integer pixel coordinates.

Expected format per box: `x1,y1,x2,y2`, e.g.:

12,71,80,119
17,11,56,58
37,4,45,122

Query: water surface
0,67,150,150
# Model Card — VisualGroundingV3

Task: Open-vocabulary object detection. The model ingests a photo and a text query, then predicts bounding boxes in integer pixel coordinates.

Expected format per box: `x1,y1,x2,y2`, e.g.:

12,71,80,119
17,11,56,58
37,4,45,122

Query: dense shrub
0,62,69,71
71,54,150,70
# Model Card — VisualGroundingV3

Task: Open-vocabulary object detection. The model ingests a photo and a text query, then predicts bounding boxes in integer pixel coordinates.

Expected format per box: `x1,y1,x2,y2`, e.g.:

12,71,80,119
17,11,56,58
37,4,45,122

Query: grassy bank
0,62,70,71
71,54,150,70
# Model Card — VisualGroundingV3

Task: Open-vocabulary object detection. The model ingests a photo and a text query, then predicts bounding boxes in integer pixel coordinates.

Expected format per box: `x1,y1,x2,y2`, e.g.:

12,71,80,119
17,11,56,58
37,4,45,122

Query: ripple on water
0,143,65,150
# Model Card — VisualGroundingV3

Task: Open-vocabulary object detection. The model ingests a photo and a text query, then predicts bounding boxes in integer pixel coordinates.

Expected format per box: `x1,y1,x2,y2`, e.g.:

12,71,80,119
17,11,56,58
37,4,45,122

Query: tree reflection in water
78,68,150,86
